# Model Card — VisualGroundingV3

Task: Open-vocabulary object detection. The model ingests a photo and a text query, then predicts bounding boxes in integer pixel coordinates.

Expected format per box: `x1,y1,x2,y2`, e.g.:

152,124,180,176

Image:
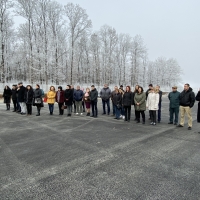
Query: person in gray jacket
100,84,111,115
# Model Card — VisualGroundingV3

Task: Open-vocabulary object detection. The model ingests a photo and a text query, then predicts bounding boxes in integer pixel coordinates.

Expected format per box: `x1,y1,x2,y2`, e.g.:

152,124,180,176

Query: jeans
91,101,98,116
102,99,110,114
169,107,179,123
48,104,54,113
157,102,162,122
75,101,83,113
19,102,26,113
121,106,125,116
150,110,156,123
12,99,17,111
67,105,72,115
114,105,121,119
124,106,131,121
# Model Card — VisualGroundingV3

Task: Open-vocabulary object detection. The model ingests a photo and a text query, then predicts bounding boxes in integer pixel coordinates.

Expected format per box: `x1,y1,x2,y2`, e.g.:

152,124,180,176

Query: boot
8,104,10,110
36,108,40,116
136,119,140,123
6,104,9,110
142,118,145,124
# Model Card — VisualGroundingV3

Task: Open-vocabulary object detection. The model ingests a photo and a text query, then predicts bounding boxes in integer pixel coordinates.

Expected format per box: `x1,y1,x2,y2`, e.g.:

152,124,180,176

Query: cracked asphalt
0,97,200,200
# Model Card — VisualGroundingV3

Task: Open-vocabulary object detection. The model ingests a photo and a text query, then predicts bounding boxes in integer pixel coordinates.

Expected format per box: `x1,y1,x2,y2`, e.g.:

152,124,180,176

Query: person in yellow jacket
47,86,56,115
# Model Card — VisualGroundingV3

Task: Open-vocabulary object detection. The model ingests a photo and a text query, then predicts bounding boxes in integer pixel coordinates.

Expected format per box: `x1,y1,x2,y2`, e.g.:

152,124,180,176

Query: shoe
122,116,125,119
120,115,122,118
117,118,120,120
136,121,140,123
102,113,106,115
90,115,94,117
107,113,110,115
21,113,26,115
174,123,177,125
83,110,85,112
114,117,117,119
188,127,192,130
168,122,173,124
76,113,79,115
36,113,40,116
150,122,153,125
127,120,130,122
142,121,145,124
149,118,151,120
12,110,16,112
177,124,183,127
124,119,127,122
153,123,156,126
80,113,83,115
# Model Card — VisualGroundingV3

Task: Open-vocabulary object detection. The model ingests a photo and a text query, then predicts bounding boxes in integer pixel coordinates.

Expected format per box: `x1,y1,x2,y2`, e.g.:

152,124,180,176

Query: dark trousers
124,106,131,121
150,110,156,123
72,100,76,112
17,99,21,112
157,102,161,122
169,107,179,123
102,99,110,114
58,103,64,115
26,104,32,114
91,101,98,116
37,105,41,113
48,104,54,113
112,102,115,115
197,103,200,123
12,99,17,111
82,101,85,111
136,110,145,122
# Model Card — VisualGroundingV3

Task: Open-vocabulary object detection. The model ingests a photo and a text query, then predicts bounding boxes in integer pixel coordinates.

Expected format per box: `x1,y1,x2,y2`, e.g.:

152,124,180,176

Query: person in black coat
17,82,26,114
24,85,34,115
33,84,43,116
90,85,98,117
11,85,18,112
3,85,12,110
177,84,195,130
123,86,133,122
64,85,73,116
196,90,200,123
112,89,122,120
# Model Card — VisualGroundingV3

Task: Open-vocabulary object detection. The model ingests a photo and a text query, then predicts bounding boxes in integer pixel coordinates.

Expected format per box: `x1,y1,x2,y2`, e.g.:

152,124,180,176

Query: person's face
86,89,89,93
50,87,54,91
172,88,177,92
156,86,160,90
104,84,107,88
115,86,118,91
66,86,69,89
12,86,15,89
138,88,142,93
71,85,74,89
91,87,94,90
58,88,60,91
77,86,80,90
135,85,139,90
36,85,39,89
126,87,129,92
27,86,30,90
184,84,189,91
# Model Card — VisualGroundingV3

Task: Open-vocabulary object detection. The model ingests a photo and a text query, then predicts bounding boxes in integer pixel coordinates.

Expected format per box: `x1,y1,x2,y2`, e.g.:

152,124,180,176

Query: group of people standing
2,82,200,130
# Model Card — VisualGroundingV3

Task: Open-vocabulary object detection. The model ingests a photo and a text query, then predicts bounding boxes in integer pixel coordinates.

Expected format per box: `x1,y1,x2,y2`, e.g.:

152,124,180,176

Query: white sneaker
122,116,125,119
76,113,79,115
80,113,83,115
120,115,122,118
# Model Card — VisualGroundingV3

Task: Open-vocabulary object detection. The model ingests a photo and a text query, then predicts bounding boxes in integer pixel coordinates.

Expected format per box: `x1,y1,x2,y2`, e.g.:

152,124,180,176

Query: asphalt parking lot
0,97,200,200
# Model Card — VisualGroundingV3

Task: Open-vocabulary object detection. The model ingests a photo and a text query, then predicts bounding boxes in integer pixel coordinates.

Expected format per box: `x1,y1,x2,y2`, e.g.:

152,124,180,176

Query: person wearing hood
177,83,195,130
195,89,200,123
56,86,65,115
100,84,111,115
90,85,98,117
3,85,12,110
168,86,180,125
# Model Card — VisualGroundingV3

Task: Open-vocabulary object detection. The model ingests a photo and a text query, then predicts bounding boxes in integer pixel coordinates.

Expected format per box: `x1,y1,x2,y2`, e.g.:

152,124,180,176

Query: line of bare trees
0,0,182,87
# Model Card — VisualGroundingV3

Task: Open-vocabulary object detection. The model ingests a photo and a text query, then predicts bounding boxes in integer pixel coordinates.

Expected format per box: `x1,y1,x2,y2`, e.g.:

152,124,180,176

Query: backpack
40,89,45,97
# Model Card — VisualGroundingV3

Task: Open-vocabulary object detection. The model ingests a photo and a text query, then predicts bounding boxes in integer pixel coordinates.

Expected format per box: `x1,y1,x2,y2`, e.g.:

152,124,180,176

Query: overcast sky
15,0,200,89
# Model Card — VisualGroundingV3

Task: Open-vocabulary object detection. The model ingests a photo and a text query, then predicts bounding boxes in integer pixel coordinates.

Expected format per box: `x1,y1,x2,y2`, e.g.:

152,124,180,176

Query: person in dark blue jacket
74,86,84,115
168,86,180,125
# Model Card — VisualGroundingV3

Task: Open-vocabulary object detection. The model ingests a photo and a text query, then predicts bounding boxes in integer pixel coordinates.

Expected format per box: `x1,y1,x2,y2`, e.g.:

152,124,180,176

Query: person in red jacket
56,86,65,115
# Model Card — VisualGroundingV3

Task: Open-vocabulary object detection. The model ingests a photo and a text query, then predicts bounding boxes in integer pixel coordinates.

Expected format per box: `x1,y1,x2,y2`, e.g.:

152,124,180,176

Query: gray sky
14,0,200,89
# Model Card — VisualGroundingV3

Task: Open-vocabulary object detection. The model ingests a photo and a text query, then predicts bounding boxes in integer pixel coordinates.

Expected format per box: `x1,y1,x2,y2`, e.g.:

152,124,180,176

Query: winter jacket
134,92,146,111
168,91,180,108
90,88,98,102
47,90,56,104
100,87,111,100
158,90,163,103
3,88,12,104
179,87,195,108
196,91,200,122
24,89,34,104
74,89,84,101
64,89,73,106
112,92,122,106
56,91,65,103
196,91,200,102
11,89,17,100
146,92,159,111
34,88,42,98
17,85,26,102
122,92,133,106
83,92,91,103
111,90,116,102
146,89,151,100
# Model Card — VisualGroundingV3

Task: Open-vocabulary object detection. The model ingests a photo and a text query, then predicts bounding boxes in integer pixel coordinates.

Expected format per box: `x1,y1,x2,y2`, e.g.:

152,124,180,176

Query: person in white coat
146,87,159,125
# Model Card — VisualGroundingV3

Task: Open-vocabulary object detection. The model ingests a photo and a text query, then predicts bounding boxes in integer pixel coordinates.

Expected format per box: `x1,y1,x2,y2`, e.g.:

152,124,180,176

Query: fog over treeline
0,0,182,88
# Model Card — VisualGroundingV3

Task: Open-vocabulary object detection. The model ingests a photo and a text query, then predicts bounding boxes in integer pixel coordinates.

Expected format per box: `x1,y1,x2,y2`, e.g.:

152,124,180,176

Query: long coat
146,92,159,111
24,89,34,104
134,92,146,111
56,91,65,103
196,91,200,123
17,85,26,102
168,91,180,108
3,88,12,104
123,92,133,107
64,89,73,106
